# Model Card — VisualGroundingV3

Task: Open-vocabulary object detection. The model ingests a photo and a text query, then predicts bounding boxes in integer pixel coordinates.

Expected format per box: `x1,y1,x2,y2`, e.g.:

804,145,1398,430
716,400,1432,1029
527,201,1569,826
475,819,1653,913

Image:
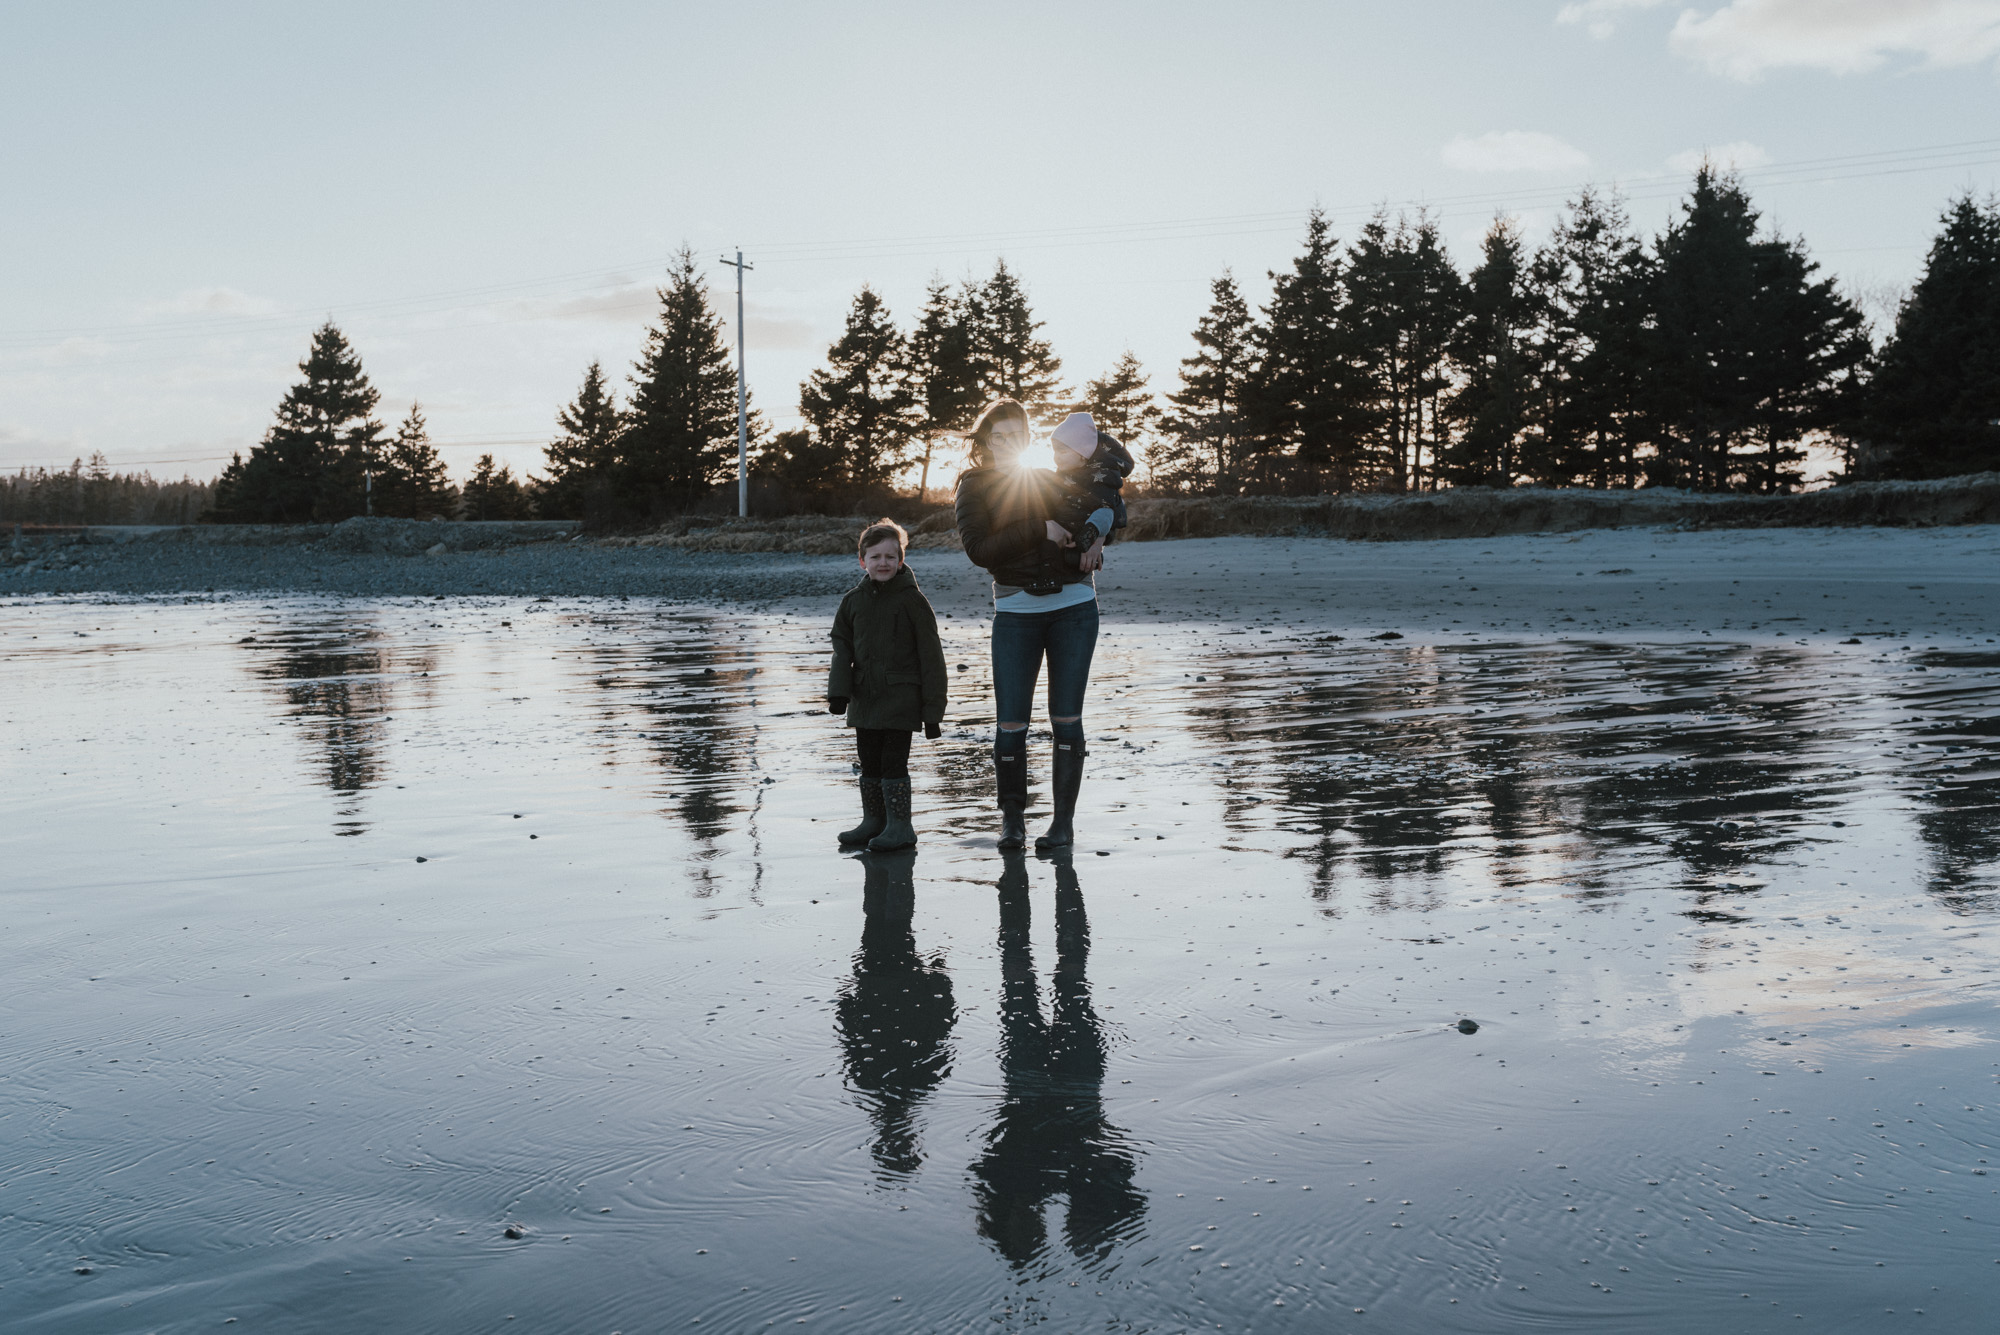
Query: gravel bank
2,522,872,607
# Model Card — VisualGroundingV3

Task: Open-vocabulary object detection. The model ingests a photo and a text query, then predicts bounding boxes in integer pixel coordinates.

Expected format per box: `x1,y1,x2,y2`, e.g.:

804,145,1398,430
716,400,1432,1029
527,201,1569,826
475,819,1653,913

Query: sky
2,0,1997,484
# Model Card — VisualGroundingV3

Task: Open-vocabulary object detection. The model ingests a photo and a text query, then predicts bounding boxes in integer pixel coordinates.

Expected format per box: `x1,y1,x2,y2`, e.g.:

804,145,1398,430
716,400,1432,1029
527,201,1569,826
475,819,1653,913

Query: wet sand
3,583,1996,1332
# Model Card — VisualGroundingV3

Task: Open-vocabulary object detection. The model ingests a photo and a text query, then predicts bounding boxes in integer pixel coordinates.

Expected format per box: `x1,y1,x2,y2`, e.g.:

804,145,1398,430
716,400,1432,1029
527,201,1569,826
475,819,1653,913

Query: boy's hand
827,697,848,715
924,721,942,740
1046,520,1074,546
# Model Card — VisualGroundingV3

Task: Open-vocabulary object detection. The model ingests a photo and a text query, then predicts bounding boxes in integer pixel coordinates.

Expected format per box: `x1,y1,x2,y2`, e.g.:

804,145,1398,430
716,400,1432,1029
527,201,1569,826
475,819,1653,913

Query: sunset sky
3,0,1996,482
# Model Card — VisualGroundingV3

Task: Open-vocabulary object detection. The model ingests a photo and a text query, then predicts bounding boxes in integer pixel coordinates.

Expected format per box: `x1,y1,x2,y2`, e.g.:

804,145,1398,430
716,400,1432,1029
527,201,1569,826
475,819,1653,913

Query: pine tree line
202,175,2000,528
535,247,767,522
539,254,1077,515
1152,171,1877,495
208,321,533,523
748,261,1067,507
753,173,1994,501
2,457,217,526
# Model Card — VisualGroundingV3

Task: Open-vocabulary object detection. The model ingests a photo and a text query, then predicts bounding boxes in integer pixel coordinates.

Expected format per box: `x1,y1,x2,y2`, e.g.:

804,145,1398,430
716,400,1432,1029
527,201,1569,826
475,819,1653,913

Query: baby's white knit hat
1051,412,1098,459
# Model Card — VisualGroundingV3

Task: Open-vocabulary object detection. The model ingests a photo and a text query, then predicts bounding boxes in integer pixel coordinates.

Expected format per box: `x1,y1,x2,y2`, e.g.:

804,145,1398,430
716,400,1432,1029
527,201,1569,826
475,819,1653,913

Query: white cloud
1557,0,1669,40
1442,130,1591,173
1666,140,1772,173
532,282,819,350
537,281,656,323
1676,1,2000,79
142,286,277,318
1560,0,2000,76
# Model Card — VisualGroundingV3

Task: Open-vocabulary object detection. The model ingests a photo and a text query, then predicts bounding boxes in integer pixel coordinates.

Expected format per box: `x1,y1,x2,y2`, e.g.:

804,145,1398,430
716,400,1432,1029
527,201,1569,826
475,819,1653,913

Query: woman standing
954,399,1111,852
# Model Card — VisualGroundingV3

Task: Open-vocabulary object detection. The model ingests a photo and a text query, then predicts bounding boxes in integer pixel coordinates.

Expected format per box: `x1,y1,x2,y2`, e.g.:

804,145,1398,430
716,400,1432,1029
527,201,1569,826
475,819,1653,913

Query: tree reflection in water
972,852,1145,1269
244,620,436,837
834,850,956,1181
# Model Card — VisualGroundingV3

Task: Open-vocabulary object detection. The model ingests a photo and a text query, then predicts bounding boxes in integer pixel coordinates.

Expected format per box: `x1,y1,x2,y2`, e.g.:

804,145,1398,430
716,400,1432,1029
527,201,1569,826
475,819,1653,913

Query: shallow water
3,597,1996,1333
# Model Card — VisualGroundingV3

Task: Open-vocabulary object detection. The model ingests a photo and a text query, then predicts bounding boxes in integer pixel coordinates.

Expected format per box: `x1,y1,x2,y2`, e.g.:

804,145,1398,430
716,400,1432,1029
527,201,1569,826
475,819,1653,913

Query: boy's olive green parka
828,565,948,732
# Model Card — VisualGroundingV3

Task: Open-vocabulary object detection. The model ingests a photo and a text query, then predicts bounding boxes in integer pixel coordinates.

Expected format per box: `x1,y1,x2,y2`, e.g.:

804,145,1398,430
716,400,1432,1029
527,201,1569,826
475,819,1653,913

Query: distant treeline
206,330,534,525
2,456,216,527
201,170,1999,526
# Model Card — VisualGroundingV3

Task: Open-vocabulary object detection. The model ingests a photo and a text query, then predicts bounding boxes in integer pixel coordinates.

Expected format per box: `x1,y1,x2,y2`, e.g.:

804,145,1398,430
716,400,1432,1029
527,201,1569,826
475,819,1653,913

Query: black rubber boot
1035,740,1085,853
838,777,885,847
995,740,1028,850
868,777,917,852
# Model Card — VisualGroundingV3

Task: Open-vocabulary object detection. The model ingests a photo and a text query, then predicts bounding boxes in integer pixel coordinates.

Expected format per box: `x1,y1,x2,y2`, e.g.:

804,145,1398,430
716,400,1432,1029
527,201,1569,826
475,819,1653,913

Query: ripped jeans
991,598,1098,763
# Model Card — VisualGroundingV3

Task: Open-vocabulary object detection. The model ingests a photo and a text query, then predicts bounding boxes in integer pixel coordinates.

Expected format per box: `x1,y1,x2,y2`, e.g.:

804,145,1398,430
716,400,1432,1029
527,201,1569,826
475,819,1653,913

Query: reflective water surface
3,596,1996,1333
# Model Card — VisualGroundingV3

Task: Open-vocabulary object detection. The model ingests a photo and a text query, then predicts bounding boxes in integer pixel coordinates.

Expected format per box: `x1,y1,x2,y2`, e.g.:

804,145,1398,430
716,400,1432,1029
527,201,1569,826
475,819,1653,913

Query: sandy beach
9,522,1999,644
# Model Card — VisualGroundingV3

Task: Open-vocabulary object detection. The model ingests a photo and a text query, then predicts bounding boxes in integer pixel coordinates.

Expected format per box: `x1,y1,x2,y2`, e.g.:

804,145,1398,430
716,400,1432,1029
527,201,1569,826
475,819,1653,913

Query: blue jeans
991,599,1099,725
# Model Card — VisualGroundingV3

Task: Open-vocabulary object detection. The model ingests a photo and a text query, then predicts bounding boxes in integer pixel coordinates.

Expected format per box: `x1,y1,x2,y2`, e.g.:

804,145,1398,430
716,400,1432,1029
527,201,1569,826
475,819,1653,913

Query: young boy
1048,411,1134,571
827,519,948,852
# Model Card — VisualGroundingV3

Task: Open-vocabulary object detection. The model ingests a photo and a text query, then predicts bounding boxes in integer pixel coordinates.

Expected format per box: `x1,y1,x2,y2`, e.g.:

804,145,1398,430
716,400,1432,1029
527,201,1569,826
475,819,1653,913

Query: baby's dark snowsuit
1052,430,1134,574
827,565,948,851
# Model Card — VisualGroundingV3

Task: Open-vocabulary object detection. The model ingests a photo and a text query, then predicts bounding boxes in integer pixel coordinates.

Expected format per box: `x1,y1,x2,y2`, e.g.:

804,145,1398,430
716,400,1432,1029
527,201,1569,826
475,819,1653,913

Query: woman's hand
1078,536,1106,573
1046,520,1075,546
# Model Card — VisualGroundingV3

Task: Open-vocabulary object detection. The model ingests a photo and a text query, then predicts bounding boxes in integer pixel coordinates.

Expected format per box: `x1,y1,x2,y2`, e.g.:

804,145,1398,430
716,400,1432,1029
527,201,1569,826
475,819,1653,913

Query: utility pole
719,250,753,517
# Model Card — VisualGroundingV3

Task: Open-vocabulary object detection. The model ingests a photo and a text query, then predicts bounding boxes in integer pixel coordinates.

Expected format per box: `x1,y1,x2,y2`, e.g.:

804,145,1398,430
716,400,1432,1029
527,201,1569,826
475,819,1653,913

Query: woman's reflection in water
974,851,1145,1267
835,849,957,1180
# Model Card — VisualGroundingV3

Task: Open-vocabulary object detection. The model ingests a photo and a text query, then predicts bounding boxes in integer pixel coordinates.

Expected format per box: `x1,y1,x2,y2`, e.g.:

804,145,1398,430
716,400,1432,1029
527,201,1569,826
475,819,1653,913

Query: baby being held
1048,412,1134,568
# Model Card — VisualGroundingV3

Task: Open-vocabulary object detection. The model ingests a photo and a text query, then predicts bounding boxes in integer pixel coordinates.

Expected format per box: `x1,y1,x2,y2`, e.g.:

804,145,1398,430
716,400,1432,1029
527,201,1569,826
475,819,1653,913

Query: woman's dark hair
858,518,908,556
964,398,1029,467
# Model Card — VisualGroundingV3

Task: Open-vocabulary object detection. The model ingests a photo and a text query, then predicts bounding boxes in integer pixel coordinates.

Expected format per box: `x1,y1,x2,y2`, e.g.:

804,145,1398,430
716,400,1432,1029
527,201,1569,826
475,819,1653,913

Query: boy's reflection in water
973,851,1146,1267
835,849,957,1180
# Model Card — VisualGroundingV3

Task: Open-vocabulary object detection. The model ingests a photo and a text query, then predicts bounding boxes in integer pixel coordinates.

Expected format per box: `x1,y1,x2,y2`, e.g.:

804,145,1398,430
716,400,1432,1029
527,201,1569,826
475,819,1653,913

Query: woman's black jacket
955,465,1084,594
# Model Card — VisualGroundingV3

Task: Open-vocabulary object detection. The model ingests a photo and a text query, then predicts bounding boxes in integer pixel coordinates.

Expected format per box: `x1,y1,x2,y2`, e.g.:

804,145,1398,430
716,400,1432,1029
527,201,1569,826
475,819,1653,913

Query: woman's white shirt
992,577,1096,614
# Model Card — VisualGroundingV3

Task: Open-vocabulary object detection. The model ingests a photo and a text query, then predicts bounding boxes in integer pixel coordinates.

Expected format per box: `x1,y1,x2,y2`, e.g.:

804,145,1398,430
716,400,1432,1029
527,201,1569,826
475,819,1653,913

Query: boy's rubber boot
838,778,886,847
1034,741,1085,853
996,745,1028,850
867,777,917,852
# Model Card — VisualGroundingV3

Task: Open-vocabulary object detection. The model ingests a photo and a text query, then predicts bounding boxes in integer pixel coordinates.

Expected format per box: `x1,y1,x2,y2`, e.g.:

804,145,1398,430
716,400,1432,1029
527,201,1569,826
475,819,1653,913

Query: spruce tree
620,248,758,515
1642,169,1764,490
967,260,1064,418
1079,351,1160,453
540,360,620,518
1246,208,1367,491
1522,188,1649,487
378,404,456,518
799,284,919,489
1644,167,1866,491
212,321,382,522
905,276,982,499
1741,231,1870,491
1161,270,1257,493
460,454,533,520
1849,194,2000,479
1342,211,1465,491
1445,218,1538,487
755,428,850,498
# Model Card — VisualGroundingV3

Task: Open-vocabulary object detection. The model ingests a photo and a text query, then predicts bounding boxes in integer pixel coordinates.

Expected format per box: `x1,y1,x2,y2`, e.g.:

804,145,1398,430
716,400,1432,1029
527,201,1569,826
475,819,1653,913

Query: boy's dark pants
855,728,912,780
